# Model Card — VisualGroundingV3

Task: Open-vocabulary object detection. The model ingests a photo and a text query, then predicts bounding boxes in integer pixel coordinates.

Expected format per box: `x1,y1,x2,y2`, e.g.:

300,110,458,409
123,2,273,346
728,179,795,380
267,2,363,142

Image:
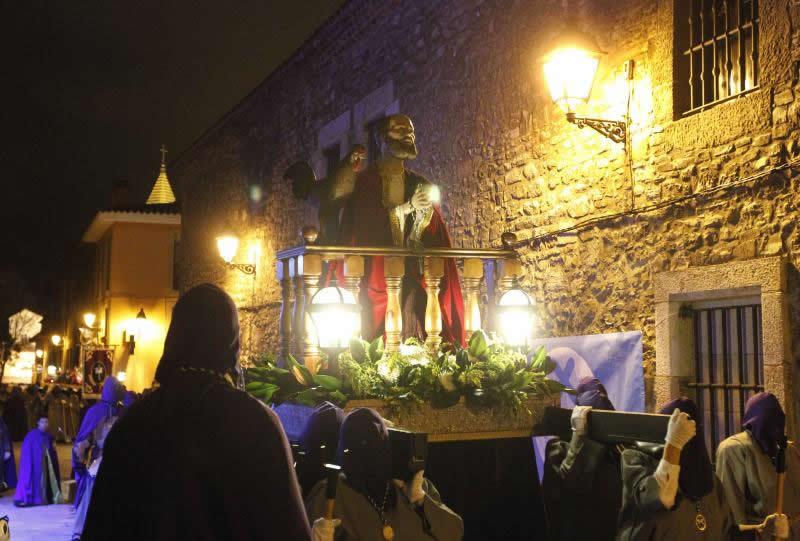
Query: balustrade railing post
291,258,304,357
384,256,405,352
344,255,364,300
424,257,445,351
462,258,483,339
277,258,293,363
298,254,323,373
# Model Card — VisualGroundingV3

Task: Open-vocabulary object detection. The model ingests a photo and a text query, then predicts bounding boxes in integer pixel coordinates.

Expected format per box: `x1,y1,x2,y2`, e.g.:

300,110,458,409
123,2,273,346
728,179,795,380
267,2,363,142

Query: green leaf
543,378,568,394
529,346,555,374
350,339,367,364
245,381,266,392
286,355,314,387
312,374,342,391
293,389,319,406
328,390,348,406
468,330,489,359
368,336,384,362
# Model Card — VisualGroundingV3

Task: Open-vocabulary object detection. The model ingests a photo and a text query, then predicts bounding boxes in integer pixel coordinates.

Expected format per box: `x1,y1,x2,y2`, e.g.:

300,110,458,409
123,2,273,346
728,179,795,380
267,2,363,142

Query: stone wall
171,0,800,411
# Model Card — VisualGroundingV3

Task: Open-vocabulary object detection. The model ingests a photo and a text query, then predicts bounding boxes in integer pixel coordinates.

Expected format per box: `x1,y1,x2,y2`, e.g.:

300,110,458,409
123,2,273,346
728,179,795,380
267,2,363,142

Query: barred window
675,0,759,116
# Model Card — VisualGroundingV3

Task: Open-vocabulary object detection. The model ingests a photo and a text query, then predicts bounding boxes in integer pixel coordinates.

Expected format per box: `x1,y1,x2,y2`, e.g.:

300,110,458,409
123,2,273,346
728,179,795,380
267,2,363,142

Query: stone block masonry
171,0,800,412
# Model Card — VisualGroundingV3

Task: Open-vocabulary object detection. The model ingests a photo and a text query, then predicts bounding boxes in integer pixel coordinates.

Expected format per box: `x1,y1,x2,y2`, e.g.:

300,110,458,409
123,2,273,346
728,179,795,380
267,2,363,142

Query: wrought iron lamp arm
228,262,256,275
566,112,627,144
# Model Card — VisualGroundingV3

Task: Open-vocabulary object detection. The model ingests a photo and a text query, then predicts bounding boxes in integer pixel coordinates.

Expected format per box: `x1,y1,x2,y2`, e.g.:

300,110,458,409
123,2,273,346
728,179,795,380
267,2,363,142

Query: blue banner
530,330,645,480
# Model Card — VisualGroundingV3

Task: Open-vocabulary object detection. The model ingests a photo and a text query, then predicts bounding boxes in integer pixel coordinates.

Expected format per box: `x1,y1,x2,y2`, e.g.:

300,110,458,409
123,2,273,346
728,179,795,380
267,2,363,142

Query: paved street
0,497,74,541
0,442,76,541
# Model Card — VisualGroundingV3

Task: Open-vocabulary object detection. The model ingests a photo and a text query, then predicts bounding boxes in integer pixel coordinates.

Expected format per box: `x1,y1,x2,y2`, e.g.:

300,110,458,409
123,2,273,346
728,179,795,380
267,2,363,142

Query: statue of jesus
337,114,465,346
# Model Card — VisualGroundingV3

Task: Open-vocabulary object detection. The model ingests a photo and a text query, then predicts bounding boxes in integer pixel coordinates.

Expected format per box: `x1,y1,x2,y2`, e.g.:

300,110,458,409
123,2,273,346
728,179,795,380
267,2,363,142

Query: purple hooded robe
0,418,17,489
13,427,61,506
81,284,312,541
72,377,124,508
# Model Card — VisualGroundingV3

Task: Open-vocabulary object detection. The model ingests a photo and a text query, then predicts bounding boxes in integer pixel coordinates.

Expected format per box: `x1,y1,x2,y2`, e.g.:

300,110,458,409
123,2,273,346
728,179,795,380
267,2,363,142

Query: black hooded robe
81,283,312,541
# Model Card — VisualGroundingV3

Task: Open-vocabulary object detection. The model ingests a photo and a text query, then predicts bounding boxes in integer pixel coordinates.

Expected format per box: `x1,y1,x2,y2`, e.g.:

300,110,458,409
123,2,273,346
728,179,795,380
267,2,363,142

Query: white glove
664,409,696,450
571,406,592,436
761,513,789,538
393,469,426,505
3,452,9,461
653,458,680,509
311,517,341,541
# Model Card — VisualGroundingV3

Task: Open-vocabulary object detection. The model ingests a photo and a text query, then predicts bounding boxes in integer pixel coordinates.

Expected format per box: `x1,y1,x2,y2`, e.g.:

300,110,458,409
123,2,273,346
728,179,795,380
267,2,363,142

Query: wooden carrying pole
775,445,787,541
324,463,341,520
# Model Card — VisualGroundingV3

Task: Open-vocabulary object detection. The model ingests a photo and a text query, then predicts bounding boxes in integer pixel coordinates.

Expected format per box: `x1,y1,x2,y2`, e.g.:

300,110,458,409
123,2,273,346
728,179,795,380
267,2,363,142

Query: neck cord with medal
682,491,707,532
365,482,394,540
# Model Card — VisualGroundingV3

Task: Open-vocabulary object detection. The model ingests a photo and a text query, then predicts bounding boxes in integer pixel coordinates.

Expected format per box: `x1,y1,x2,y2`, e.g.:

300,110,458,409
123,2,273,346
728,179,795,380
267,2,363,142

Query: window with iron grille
689,301,764,457
675,0,759,116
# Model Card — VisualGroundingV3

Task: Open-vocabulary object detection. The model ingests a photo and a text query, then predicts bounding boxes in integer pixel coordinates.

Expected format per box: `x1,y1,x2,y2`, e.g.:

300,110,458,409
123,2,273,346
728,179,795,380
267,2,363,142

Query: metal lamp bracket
228,262,256,275
566,112,627,144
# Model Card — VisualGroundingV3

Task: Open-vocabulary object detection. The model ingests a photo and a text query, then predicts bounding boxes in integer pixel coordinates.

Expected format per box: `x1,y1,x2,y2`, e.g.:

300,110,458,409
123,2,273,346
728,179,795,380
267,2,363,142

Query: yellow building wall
99,222,180,392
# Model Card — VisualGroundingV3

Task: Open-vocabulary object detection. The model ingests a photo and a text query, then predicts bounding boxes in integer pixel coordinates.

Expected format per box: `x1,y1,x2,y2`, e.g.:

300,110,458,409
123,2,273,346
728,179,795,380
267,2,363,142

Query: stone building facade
171,0,800,434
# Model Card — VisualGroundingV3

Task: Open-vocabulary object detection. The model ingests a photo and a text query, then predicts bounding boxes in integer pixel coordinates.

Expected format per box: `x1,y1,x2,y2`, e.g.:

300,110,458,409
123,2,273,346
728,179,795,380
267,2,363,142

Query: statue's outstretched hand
410,187,432,211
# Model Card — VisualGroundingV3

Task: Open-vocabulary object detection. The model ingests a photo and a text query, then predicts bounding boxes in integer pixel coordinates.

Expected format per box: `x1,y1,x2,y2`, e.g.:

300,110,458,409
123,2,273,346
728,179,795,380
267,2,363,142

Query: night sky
1,1,345,327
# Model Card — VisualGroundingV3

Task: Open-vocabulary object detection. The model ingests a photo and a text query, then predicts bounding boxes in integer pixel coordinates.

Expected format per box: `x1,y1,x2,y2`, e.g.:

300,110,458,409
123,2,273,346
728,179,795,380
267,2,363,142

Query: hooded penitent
154,283,241,385
297,401,344,497
742,392,786,464
338,408,395,510
14,427,60,505
72,377,125,507
81,284,311,541
659,397,714,500
575,376,615,411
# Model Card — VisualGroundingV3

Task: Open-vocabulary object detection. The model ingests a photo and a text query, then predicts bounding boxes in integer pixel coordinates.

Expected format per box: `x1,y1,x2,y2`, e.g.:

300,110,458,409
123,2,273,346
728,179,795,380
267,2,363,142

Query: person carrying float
716,392,796,540
542,376,622,541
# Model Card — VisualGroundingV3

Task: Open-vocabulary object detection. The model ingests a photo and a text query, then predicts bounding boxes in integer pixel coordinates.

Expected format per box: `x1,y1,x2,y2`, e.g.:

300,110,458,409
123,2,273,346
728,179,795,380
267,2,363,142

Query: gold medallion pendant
695,513,707,532
382,524,394,540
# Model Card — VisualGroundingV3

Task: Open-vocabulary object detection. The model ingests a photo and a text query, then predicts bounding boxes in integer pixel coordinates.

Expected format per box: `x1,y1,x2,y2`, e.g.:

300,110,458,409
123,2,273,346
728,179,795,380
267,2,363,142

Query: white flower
439,372,457,392
400,343,430,366
376,360,399,382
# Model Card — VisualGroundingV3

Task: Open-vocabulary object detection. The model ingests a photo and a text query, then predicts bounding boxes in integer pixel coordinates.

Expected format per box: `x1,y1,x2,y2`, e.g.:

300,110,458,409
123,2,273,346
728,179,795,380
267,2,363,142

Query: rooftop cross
160,144,168,167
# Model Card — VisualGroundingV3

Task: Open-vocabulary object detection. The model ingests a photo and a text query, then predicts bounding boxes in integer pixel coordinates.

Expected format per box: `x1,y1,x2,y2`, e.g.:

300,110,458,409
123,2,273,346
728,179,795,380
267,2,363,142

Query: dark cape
542,377,620,541
14,428,60,505
72,377,124,508
81,283,311,541
337,163,465,346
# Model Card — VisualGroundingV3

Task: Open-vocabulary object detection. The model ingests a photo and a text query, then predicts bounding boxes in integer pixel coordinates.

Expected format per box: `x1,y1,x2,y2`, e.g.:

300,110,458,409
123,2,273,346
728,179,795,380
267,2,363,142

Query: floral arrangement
245,330,570,413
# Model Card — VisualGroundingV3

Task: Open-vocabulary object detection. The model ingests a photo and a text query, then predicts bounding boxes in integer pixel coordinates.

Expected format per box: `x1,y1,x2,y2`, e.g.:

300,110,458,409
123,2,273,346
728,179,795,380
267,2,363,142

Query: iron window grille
675,0,759,116
688,303,764,457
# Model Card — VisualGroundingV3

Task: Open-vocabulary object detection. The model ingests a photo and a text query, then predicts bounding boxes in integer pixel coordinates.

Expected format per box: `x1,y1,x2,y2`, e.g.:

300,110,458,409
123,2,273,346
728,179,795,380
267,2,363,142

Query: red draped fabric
335,164,465,346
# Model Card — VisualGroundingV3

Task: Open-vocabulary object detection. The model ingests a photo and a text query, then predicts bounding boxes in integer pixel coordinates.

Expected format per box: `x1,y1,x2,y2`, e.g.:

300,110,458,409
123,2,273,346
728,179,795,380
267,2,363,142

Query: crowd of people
0,384,86,443
7,283,793,540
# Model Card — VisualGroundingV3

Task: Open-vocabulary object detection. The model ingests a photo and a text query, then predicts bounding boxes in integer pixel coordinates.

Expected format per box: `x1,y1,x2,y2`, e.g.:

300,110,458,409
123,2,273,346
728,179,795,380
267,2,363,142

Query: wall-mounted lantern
309,280,361,373
217,232,256,275
123,308,148,355
51,334,62,347
542,21,628,144
496,278,535,349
